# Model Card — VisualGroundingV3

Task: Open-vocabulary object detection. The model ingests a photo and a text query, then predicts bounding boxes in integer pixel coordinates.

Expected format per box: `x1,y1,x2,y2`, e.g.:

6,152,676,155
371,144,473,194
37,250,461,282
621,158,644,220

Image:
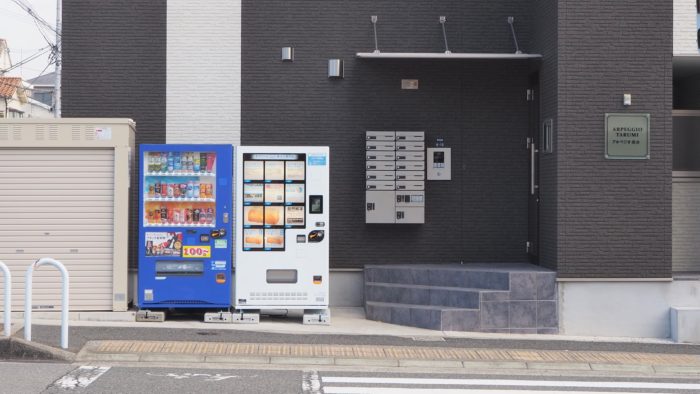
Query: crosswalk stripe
321,377,700,391
322,388,658,394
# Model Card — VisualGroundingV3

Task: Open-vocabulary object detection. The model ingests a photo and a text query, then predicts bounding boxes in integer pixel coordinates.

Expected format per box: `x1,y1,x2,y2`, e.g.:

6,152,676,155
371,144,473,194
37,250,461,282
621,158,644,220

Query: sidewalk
9,307,700,377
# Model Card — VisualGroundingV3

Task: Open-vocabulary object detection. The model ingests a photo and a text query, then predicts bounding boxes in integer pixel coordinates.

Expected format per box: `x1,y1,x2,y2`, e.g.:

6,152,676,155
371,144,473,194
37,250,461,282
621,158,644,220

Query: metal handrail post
0,261,10,337
25,257,69,349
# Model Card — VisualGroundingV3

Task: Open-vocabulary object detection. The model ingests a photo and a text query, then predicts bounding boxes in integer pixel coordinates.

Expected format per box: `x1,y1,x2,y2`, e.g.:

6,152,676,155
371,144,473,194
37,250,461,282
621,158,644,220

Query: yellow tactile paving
93,340,700,366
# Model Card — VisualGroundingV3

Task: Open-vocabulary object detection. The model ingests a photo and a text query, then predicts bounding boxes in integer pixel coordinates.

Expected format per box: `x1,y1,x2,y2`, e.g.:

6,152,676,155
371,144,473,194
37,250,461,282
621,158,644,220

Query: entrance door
527,73,540,260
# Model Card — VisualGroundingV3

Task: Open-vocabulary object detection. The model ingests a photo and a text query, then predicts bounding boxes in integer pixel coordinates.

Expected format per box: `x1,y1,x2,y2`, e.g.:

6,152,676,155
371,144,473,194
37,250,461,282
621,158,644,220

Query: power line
10,0,58,36
1,46,51,74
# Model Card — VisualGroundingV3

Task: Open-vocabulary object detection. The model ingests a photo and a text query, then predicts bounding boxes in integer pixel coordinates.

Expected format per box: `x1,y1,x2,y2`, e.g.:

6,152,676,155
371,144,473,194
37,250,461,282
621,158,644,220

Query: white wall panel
674,0,699,55
167,0,241,144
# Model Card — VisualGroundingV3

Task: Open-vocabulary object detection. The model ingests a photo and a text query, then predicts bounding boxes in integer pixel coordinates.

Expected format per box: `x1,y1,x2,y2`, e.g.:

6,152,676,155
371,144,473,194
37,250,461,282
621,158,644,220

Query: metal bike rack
0,261,10,337
25,257,69,349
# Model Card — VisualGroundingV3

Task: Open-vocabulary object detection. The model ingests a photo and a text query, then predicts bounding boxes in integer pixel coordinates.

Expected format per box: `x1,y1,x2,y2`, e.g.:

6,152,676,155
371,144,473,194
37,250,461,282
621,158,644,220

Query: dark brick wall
532,0,558,271
62,0,167,269
241,1,537,268
556,1,673,278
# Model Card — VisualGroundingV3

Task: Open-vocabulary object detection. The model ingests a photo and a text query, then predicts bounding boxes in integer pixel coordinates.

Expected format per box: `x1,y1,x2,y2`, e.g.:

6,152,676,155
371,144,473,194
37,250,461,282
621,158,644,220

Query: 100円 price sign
605,113,650,160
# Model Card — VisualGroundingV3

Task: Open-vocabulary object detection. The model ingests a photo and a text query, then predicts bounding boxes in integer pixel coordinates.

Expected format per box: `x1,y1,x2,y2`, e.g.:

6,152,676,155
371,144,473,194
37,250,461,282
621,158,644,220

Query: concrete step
366,301,480,331
364,265,510,290
365,282,508,308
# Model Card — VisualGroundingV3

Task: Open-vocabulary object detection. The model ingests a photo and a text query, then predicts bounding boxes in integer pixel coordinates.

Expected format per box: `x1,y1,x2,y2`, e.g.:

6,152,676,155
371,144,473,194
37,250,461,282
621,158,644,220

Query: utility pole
54,0,61,118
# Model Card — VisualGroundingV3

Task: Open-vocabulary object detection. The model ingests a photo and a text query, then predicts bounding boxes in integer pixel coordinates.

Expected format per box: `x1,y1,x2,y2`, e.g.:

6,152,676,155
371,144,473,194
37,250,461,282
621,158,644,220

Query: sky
0,0,57,80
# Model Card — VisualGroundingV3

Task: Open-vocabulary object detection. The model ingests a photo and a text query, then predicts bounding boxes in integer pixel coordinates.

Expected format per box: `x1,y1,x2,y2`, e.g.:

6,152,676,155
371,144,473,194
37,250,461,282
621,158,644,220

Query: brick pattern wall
241,1,536,268
674,0,698,55
62,0,167,269
166,0,241,144
557,1,673,278
532,0,558,271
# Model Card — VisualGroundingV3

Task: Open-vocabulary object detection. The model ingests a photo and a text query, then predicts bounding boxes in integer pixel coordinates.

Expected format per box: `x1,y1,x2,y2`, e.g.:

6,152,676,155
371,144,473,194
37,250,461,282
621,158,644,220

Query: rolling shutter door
0,148,114,311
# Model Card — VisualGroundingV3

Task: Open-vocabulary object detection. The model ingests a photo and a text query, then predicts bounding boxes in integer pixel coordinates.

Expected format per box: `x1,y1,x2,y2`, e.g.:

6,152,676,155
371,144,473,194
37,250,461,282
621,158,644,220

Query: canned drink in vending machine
187,181,194,198
206,208,213,224
206,153,215,173
200,153,207,172
154,208,160,222
160,152,168,172
148,184,155,198
193,208,200,223
193,153,201,172
167,183,174,198
193,183,200,198
180,183,187,198
174,152,181,172
185,208,193,224
200,183,207,198
167,152,174,172
160,206,168,223
161,182,168,198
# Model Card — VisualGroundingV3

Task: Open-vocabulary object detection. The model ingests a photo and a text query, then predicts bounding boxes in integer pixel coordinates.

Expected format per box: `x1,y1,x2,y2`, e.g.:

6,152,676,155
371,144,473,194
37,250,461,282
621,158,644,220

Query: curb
75,350,700,374
0,337,75,362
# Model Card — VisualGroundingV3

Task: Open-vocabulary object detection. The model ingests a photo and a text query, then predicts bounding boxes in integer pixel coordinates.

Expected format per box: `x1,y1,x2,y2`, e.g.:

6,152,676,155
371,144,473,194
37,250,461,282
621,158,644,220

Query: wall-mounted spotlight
328,59,343,78
282,47,294,62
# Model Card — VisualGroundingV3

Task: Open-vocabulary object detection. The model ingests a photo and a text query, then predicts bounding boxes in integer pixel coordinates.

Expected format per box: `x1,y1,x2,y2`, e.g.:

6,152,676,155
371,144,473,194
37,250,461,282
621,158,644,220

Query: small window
541,118,554,154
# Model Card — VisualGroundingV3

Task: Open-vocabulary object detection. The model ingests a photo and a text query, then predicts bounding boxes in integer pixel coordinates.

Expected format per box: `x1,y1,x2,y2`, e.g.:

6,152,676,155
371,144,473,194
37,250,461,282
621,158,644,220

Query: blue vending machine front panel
138,144,233,309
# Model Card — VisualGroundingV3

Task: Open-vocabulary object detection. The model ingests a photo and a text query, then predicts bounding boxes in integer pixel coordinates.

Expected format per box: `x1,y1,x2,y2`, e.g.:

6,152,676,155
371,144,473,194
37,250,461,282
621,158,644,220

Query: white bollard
25,257,69,349
0,261,10,337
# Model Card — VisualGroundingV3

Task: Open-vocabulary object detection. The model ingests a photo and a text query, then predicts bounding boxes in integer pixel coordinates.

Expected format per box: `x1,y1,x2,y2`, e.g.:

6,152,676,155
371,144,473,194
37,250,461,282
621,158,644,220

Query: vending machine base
302,309,331,325
232,310,261,324
135,310,166,323
204,311,234,323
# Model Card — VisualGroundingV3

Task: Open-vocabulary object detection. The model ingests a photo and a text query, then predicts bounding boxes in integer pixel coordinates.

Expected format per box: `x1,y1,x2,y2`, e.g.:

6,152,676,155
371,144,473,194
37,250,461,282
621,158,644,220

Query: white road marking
321,376,700,390
322,389,660,394
145,372,250,381
51,366,110,389
302,370,322,394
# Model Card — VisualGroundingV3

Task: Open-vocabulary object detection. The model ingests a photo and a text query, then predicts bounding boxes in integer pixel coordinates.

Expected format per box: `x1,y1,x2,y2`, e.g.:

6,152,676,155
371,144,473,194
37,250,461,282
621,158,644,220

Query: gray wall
241,0,537,268
62,0,167,269
555,1,673,278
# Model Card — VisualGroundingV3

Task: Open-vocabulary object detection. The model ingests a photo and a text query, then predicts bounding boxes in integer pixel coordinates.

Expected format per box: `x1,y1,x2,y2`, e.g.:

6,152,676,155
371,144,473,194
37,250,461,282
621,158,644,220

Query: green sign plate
605,113,650,160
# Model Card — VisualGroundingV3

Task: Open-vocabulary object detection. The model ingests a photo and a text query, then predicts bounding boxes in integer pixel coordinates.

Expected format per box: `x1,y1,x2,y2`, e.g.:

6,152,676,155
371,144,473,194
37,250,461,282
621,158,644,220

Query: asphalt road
2,361,700,394
21,324,700,356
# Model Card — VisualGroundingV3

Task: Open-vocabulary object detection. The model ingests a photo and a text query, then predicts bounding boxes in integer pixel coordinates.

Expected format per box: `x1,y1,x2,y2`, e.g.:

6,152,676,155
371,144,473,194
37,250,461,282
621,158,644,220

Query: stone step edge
365,265,512,274
366,282,510,293
75,351,700,374
366,301,479,312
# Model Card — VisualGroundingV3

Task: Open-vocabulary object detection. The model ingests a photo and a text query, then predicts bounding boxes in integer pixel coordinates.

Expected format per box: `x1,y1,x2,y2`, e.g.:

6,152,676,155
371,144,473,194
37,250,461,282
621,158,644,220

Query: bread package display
265,229,285,248
265,161,285,180
244,161,264,180
244,206,264,225
243,229,264,248
264,206,284,225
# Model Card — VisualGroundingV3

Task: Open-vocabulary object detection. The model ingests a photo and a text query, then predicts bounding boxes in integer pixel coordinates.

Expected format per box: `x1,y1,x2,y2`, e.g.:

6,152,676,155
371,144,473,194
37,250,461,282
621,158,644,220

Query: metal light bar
371,15,380,54
356,52,542,59
439,16,451,54
508,16,522,54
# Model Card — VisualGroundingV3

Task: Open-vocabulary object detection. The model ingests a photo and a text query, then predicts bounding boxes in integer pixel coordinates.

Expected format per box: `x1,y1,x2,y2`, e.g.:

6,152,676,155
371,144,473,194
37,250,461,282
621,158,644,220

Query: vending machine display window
242,153,307,251
143,150,218,227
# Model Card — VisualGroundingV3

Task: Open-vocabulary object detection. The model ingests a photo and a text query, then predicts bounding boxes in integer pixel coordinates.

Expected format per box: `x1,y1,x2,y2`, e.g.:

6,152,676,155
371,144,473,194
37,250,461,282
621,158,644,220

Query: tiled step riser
366,303,481,331
365,285,480,309
365,267,509,290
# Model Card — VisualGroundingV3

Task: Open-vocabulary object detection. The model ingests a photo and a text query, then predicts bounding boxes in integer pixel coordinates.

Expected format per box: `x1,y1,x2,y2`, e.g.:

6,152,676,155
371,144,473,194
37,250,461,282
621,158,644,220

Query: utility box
365,131,425,224
0,118,134,312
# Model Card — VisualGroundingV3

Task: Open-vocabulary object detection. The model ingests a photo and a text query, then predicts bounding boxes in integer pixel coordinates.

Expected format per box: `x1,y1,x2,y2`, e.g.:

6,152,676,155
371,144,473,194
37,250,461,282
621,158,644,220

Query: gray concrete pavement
0,362,74,394
20,323,700,356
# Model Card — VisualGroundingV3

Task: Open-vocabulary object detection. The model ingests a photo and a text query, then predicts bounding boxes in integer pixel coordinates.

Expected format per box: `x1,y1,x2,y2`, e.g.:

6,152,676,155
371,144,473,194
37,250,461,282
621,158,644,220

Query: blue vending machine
138,144,233,315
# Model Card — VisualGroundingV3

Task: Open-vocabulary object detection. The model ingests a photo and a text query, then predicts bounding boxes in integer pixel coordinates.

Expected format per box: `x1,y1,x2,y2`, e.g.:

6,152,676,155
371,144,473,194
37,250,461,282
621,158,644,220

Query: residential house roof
0,77,28,103
27,71,55,87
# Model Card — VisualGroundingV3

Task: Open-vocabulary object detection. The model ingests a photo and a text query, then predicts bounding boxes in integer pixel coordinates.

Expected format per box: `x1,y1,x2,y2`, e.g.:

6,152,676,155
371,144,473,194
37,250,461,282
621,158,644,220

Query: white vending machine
234,146,330,324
